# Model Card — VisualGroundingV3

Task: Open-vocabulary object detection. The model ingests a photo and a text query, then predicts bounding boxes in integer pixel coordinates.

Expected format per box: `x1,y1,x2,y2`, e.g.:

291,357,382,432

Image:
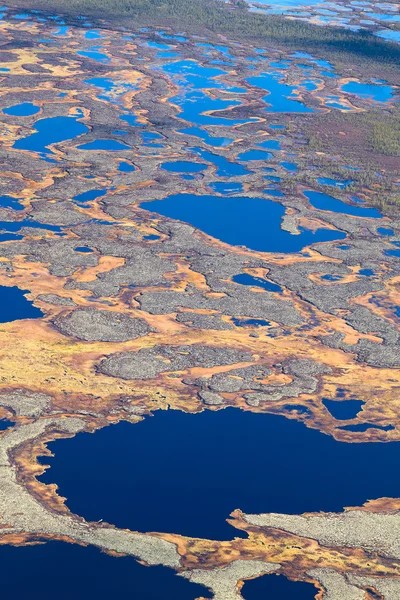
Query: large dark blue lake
40,409,400,541
140,193,345,253
0,542,210,600
242,573,317,600
0,285,43,322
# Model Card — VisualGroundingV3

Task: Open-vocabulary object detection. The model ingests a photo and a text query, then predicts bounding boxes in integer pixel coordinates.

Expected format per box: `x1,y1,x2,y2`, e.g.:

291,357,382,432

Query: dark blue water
118,161,136,172
78,48,110,63
73,189,107,204
304,190,382,218
140,193,345,253
232,317,270,327
242,573,317,600
75,246,94,253
3,102,40,116
280,161,297,172
247,73,314,113
78,140,130,151
0,195,24,210
13,114,88,158
208,182,243,195
171,90,255,126
339,423,394,432
321,274,342,281
161,161,207,173
359,269,375,277
233,273,282,293
191,147,249,177
0,285,43,322
237,149,273,161
179,126,233,147
257,138,281,150
378,227,394,236
162,59,236,91
0,542,210,600
120,114,141,127
40,409,400,541
385,249,400,258
0,219,62,240
0,419,13,430
323,399,365,420
317,177,353,189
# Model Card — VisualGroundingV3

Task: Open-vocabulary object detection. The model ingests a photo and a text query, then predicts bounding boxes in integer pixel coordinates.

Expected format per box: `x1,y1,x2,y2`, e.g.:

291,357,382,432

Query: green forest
9,0,400,68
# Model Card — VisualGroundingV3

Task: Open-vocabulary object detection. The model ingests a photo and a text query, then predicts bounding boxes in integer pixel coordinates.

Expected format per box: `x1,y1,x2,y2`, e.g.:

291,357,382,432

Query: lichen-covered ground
0,7,400,599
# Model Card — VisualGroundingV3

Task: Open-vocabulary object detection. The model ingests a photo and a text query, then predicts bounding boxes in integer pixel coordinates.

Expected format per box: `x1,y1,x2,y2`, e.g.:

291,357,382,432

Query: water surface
40,409,400,540
140,193,345,253
0,542,210,600
304,190,382,218
0,285,43,322
242,573,317,600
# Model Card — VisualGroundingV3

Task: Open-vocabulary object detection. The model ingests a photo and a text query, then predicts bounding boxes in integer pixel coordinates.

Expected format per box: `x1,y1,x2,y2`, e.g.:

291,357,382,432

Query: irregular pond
247,72,314,113
0,195,24,210
0,542,210,600
341,80,394,102
242,573,318,600
323,398,365,420
232,273,282,293
191,147,250,177
39,408,400,540
77,140,130,151
179,126,233,147
304,190,382,218
13,112,88,158
0,285,43,322
170,90,257,126
140,193,345,253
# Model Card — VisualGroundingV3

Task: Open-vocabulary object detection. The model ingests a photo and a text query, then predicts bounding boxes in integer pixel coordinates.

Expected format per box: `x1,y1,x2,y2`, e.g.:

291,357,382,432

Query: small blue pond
233,273,282,293
78,48,110,63
40,409,400,540
13,113,88,158
208,182,243,195
179,126,233,147
242,573,317,600
118,161,136,173
342,81,394,102
304,190,382,218
323,398,365,420
378,227,394,236
73,189,107,204
257,139,281,150
75,246,94,253
0,542,210,600
78,140,130,151
140,193,345,253
0,285,43,322
161,161,207,173
120,114,141,127
3,102,40,116
237,149,273,161
232,317,270,327
317,177,353,189
191,147,250,177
